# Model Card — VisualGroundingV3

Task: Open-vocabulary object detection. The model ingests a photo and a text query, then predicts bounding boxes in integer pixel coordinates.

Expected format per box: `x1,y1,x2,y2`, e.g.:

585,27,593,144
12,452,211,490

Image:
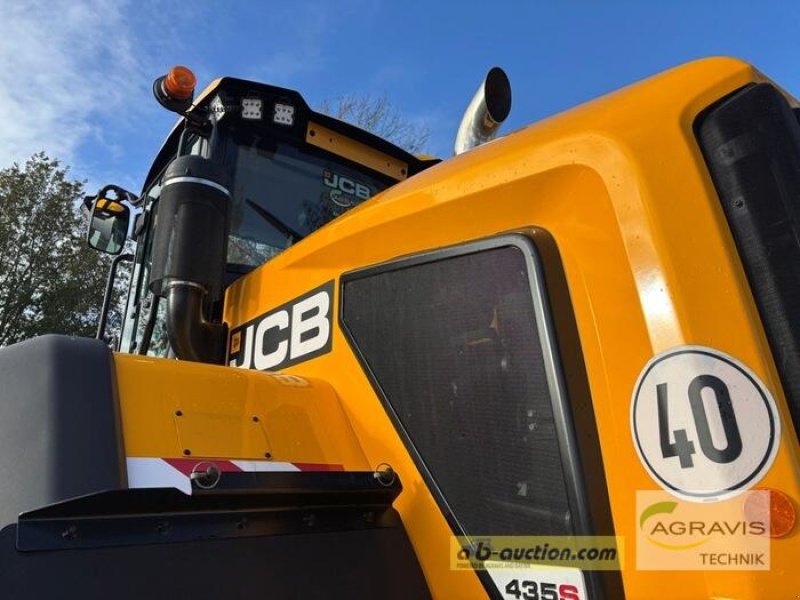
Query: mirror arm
96,253,133,344
86,184,140,209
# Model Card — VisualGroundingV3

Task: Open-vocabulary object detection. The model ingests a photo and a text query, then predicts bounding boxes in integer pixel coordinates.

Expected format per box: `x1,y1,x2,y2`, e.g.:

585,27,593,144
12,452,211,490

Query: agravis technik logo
636,490,770,570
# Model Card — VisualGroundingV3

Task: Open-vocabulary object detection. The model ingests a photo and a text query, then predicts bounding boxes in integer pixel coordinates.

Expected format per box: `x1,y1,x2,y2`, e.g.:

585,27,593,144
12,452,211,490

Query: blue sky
2,1,800,195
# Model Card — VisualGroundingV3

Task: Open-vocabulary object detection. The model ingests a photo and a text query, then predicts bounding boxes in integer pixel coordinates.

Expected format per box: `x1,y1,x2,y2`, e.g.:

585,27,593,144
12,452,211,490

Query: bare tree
319,94,431,154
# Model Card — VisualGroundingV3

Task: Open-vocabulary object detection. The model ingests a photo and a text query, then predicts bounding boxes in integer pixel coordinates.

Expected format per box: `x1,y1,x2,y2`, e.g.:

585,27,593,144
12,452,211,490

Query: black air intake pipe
148,155,230,364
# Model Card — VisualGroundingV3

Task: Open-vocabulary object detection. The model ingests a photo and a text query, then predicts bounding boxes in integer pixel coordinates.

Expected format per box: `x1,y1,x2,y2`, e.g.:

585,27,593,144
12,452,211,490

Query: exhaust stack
454,67,512,155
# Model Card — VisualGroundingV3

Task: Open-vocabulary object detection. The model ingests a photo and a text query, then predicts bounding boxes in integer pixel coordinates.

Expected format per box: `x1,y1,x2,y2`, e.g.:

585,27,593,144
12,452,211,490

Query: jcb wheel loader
1,57,800,599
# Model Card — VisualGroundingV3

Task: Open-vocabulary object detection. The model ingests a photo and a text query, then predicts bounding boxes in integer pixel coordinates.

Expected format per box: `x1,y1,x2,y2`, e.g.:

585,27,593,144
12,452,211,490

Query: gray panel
0,335,124,528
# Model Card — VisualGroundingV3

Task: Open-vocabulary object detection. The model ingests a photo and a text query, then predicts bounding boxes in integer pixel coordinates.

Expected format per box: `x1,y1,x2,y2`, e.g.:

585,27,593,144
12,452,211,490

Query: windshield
120,120,403,358
227,129,394,266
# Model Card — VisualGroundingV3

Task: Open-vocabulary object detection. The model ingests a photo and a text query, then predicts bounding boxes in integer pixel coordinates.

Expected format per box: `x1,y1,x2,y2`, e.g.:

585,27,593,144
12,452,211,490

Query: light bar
273,102,295,126
241,97,263,120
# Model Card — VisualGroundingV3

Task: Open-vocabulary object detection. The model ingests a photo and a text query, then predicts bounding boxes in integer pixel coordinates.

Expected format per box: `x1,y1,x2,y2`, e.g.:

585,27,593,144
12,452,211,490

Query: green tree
0,153,110,345
319,94,431,154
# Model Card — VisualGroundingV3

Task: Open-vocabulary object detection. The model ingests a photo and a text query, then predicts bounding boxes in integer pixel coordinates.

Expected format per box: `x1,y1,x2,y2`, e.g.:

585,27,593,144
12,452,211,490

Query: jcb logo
228,282,333,371
323,170,371,200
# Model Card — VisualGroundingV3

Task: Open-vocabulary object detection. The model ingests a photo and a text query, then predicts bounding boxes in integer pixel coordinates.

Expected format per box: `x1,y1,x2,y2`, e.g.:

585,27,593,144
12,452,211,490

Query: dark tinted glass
228,131,392,266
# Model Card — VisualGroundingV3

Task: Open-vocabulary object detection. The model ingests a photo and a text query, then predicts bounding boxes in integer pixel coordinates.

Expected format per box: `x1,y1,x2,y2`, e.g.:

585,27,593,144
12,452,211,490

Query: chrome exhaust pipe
454,67,512,155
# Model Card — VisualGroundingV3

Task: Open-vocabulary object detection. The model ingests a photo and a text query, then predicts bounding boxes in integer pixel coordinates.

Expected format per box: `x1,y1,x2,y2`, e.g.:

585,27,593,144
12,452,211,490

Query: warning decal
127,457,344,495
631,346,780,502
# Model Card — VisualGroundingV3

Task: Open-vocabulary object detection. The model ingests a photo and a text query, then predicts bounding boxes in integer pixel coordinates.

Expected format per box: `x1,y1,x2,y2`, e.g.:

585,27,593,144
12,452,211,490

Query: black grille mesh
342,246,572,535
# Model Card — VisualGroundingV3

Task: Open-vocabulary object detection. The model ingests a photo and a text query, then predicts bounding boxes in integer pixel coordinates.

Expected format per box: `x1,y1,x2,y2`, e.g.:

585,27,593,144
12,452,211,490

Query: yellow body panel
115,353,370,469
215,57,800,599
306,121,409,180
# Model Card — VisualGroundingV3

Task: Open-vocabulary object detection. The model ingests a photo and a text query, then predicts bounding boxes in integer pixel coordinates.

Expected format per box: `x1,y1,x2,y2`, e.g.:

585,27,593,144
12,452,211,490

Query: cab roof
142,77,430,193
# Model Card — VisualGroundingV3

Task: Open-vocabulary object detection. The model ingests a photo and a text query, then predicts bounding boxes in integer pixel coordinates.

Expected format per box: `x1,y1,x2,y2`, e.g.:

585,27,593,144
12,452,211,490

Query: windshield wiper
245,199,305,243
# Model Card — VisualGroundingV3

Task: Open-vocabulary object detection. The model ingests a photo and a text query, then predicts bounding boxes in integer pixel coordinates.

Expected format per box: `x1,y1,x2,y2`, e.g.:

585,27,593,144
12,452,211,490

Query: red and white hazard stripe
127,457,344,495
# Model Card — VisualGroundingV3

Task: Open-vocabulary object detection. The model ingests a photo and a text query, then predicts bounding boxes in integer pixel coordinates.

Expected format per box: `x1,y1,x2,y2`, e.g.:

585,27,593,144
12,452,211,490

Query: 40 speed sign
631,346,780,502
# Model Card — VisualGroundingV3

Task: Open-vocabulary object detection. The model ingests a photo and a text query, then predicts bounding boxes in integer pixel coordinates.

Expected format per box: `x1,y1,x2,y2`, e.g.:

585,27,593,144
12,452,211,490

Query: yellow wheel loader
1,58,800,599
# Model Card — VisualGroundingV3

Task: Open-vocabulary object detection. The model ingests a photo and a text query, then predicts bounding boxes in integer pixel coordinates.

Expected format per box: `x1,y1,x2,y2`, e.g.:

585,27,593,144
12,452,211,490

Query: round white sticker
631,346,780,502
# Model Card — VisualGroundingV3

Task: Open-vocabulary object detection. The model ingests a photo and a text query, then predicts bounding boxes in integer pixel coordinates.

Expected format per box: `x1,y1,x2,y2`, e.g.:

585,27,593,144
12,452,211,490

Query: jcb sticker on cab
228,281,333,371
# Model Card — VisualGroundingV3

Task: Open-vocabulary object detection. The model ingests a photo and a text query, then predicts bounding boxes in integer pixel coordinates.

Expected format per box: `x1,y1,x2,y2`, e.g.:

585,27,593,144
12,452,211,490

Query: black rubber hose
165,282,226,364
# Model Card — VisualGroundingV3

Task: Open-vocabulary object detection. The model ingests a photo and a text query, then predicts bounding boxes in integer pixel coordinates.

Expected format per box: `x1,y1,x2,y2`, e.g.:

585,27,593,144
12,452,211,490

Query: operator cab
105,67,432,358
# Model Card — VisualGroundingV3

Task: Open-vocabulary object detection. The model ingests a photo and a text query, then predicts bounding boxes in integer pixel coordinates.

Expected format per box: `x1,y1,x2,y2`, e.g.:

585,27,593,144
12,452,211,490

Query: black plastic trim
17,470,403,551
3,470,430,599
696,82,800,443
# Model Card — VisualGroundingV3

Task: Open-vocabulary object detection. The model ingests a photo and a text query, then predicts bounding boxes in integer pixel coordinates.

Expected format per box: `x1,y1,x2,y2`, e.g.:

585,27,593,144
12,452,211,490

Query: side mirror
87,197,130,255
